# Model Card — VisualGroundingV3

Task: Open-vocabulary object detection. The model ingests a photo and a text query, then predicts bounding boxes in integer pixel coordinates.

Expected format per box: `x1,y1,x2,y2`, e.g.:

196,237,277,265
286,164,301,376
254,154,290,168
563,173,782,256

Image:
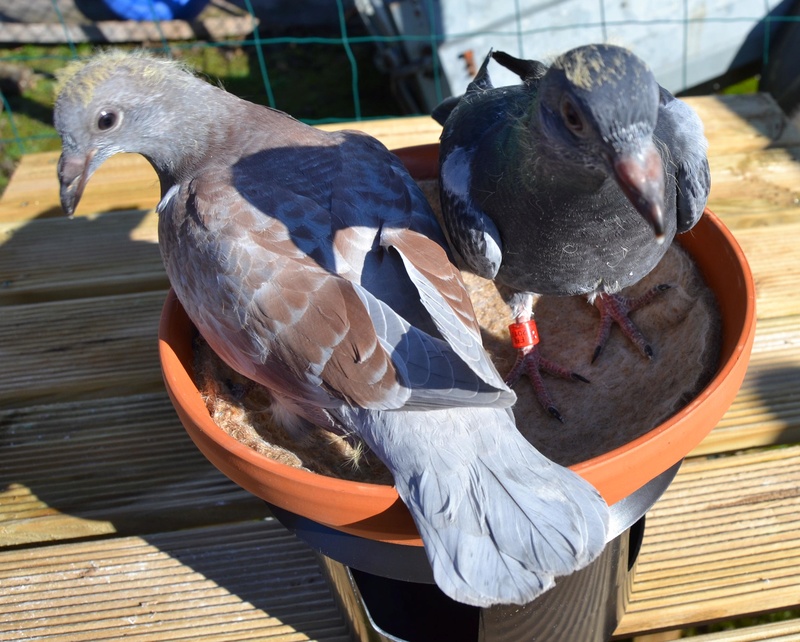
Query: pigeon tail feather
358,406,610,607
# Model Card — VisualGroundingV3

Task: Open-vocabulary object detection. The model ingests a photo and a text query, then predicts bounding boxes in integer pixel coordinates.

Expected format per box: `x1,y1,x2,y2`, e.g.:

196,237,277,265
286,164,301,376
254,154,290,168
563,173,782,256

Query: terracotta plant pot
158,143,756,548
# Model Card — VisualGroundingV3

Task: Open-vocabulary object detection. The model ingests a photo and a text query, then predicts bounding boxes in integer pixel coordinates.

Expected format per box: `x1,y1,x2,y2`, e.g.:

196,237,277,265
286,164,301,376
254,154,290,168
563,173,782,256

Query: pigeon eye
97,110,118,131
560,100,584,134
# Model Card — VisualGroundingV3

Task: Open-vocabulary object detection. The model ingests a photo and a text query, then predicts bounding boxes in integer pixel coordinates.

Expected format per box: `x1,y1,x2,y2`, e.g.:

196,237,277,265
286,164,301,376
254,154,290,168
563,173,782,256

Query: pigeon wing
437,56,536,280
178,133,512,413
656,86,711,233
381,226,512,400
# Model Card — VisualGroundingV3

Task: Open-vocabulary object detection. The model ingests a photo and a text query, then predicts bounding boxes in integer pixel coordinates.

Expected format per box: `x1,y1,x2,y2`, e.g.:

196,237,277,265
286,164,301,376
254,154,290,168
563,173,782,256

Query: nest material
195,179,721,482
195,341,395,484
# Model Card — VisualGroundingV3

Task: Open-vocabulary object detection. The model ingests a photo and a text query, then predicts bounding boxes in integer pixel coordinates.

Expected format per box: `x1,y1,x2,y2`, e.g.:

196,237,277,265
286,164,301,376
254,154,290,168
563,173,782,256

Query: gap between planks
676,619,800,641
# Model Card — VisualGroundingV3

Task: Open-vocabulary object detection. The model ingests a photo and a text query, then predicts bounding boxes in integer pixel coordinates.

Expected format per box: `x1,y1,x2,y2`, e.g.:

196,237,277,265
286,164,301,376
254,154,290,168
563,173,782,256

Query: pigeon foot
591,284,671,363
505,345,589,423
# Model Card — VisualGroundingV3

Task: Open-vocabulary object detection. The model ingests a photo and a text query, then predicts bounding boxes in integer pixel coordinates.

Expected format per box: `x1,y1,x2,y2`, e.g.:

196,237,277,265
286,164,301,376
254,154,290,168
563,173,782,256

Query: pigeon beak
612,143,666,243
57,149,96,217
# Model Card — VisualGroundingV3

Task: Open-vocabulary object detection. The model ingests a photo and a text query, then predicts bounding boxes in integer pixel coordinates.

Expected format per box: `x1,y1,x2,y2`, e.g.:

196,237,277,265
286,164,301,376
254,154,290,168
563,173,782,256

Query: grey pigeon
54,51,609,607
435,46,710,420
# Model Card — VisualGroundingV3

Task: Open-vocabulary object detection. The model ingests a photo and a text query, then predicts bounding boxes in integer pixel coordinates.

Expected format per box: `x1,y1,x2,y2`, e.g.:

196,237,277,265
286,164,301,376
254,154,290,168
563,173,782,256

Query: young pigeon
435,46,710,420
54,51,609,608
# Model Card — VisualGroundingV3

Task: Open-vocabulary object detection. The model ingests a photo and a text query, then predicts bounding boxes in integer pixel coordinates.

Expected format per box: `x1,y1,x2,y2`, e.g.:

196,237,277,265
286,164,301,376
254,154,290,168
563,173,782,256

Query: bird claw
505,345,588,422
592,284,670,362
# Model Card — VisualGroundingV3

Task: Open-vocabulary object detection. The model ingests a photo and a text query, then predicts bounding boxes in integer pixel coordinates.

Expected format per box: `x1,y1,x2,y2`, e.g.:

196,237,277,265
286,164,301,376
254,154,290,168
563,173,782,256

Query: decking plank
0,291,166,409
0,208,164,304
0,521,350,642
0,392,266,546
616,445,800,636
0,152,160,223
683,619,800,641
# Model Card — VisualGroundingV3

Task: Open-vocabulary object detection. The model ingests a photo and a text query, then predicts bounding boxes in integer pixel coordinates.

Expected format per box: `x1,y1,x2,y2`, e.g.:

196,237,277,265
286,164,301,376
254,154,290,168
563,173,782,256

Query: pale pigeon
54,51,610,607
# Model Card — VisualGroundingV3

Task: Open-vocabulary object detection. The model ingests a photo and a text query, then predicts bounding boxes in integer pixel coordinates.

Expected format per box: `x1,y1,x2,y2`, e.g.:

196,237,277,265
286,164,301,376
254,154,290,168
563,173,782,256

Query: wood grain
2,94,800,640
0,393,266,547
616,446,800,637
0,521,351,642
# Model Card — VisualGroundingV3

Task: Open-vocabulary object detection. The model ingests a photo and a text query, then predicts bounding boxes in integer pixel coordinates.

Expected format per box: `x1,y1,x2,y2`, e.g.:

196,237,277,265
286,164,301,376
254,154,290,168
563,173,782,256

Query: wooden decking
1,94,799,640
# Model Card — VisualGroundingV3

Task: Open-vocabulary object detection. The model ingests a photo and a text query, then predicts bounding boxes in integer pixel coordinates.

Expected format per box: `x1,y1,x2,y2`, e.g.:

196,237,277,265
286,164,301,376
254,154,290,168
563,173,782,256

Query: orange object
509,319,540,348
159,143,756,547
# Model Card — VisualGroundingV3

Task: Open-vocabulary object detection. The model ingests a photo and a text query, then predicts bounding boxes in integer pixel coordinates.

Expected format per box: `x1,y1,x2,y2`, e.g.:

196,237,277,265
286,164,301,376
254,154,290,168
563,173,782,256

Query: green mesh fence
1,0,799,190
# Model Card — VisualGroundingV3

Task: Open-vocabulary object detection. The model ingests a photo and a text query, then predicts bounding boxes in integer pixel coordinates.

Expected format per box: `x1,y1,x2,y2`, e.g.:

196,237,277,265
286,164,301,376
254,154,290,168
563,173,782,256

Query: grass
0,44,86,189
722,74,761,95
0,35,404,194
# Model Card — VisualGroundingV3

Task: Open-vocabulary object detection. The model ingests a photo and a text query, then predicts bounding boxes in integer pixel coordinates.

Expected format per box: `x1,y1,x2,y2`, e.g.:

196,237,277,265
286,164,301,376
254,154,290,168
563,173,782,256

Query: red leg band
508,319,540,349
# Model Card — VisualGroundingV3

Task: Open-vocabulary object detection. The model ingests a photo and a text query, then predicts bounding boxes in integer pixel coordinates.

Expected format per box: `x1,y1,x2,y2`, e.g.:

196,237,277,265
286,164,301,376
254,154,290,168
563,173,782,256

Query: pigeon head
536,44,666,240
54,51,218,216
